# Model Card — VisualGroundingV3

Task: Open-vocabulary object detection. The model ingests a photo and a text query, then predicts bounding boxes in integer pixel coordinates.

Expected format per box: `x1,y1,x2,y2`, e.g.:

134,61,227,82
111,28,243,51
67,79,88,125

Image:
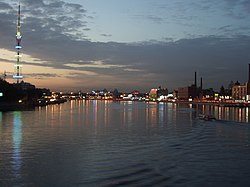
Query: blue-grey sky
0,0,250,92
73,0,250,42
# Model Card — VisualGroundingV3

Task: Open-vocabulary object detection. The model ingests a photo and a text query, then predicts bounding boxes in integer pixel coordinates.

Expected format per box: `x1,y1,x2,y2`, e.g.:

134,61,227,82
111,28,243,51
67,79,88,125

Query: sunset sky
0,0,250,92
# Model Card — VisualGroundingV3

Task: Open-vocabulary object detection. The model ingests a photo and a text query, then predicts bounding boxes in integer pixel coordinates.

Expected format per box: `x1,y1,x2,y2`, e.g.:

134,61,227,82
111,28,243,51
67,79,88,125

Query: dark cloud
54,37,250,91
20,0,89,39
221,0,250,19
216,25,250,36
242,0,250,13
25,73,59,79
100,34,112,37
20,34,250,91
0,2,12,10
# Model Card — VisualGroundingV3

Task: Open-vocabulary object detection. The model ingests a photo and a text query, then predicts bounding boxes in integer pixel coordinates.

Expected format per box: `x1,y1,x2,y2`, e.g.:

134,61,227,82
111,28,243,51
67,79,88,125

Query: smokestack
200,77,203,89
248,64,250,83
195,71,197,87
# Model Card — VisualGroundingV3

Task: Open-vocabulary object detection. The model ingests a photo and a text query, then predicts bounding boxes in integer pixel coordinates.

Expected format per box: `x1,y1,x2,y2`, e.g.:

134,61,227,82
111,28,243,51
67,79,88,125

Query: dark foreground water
0,100,250,187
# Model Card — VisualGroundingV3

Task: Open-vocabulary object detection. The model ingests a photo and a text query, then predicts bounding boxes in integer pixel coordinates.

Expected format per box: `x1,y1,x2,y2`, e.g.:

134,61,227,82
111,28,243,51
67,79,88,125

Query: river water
0,100,250,186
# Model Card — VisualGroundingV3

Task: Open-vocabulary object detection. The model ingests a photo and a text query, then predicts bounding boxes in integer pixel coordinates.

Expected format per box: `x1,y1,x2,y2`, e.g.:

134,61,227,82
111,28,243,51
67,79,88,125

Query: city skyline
0,0,250,92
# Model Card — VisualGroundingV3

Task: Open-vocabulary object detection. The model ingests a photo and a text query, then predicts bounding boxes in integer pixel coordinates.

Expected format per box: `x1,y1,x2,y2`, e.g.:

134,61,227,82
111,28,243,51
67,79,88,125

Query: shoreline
172,100,249,107
1,99,249,112
81,98,250,108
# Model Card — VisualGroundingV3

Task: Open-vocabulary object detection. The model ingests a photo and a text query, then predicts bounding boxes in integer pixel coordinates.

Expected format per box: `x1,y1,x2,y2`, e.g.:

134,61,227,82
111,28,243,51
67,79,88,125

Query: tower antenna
3,70,7,80
13,2,23,83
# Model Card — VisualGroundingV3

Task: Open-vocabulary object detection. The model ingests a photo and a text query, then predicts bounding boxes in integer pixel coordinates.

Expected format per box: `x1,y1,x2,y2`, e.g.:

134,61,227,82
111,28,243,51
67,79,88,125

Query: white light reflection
246,107,249,123
159,102,164,127
238,108,242,123
104,100,109,128
92,100,98,127
0,112,2,127
12,111,22,177
189,103,193,124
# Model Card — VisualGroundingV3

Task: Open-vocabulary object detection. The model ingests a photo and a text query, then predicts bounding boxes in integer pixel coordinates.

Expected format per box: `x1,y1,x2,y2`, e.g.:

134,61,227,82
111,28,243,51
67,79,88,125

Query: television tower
13,2,23,83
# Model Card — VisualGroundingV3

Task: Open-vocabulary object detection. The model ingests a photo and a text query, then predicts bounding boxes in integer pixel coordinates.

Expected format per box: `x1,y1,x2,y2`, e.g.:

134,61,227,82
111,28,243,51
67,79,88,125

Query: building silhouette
178,72,199,100
232,64,250,101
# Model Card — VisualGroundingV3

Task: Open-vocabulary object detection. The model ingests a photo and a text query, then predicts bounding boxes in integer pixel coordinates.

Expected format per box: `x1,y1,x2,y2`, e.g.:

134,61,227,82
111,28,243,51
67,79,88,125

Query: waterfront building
148,87,168,101
178,72,199,100
218,85,232,101
149,88,158,101
157,86,168,97
232,82,248,101
201,88,215,100
231,64,250,102
172,90,178,100
178,85,197,100
247,64,250,101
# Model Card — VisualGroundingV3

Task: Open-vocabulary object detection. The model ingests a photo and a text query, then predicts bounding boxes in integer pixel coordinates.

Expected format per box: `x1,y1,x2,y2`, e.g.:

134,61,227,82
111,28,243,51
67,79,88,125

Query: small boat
199,114,216,121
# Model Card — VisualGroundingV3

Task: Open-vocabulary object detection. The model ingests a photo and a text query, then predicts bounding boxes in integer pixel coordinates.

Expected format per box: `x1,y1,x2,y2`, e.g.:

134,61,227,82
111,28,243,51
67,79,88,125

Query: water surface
0,101,250,186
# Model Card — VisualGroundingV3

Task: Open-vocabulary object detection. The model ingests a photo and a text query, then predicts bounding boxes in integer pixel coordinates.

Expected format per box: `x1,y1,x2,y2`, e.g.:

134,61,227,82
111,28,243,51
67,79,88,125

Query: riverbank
83,97,250,108
1,98,249,112
0,98,67,111
0,102,34,111
174,100,250,107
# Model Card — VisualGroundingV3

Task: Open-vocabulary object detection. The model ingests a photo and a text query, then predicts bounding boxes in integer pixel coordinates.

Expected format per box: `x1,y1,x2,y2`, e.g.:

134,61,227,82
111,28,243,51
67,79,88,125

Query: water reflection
70,101,250,131
121,101,133,127
12,111,22,177
1,101,250,187
142,102,250,125
246,108,249,123
0,112,2,125
36,101,250,133
196,104,250,123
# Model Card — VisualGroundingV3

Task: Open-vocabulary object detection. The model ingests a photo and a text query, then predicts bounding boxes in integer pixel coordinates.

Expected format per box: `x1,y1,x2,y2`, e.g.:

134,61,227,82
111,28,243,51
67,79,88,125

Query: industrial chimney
248,64,250,83
200,77,203,90
195,71,197,88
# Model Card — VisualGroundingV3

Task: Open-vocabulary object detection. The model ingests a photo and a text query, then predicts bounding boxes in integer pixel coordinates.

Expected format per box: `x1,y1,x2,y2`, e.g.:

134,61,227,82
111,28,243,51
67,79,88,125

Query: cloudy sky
0,0,250,92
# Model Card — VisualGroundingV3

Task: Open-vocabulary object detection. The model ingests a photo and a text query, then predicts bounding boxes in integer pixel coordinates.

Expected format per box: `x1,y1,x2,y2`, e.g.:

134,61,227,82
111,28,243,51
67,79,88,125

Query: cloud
65,60,127,69
0,2,12,10
25,73,59,79
18,0,89,40
220,0,250,19
100,34,112,38
242,0,250,13
134,14,164,24
4,33,250,91
1,0,250,92
215,24,250,36
124,68,143,72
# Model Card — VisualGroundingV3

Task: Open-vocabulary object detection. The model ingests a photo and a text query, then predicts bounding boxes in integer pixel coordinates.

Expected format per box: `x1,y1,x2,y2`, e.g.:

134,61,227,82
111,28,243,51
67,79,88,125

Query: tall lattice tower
13,2,23,83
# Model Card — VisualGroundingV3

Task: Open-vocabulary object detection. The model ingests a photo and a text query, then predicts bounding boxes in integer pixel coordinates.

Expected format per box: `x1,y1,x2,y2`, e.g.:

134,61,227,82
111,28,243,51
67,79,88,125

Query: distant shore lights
13,2,23,83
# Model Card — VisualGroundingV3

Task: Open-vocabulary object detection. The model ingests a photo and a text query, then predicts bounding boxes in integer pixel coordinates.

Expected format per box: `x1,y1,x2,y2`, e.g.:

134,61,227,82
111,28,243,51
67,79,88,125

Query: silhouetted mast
3,70,7,80
13,2,23,83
